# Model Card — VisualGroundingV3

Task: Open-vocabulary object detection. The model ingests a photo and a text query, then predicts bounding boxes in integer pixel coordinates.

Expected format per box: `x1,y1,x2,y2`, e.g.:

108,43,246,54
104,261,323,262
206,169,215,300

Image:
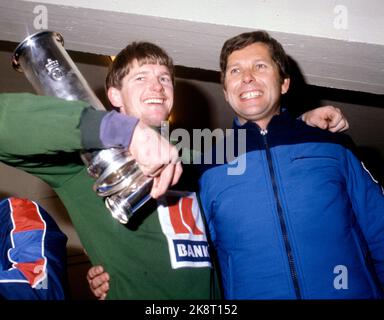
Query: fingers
126,120,184,198
129,120,180,177
329,118,349,132
305,116,328,130
148,165,165,178
327,108,349,132
87,265,110,300
94,282,109,300
89,272,110,290
326,107,341,126
139,163,164,177
150,162,183,198
302,106,349,133
172,162,183,186
313,118,328,130
87,265,104,281
301,110,327,129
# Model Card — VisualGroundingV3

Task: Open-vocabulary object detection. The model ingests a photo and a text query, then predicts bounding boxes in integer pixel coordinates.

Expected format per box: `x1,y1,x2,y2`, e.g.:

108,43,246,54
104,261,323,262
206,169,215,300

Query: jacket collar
232,108,294,135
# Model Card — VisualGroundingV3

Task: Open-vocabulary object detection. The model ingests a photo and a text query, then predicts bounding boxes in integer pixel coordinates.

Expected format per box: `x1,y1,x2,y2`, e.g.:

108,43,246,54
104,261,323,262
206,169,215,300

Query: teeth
240,91,262,99
144,98,164,104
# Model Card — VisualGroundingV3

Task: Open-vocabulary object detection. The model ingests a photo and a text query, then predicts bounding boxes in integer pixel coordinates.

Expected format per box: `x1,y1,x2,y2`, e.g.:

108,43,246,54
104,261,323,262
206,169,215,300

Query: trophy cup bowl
12,31,104,110
12,30,153,224
105,175,154,224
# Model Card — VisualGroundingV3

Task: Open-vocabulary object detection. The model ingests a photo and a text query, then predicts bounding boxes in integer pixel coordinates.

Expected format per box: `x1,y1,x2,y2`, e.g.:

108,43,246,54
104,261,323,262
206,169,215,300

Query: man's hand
301,106,349,133
129,121,182,198
87,265,110,300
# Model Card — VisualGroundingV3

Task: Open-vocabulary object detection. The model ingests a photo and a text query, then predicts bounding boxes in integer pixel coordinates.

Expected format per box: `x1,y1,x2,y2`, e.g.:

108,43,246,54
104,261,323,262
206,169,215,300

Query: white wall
23,0,384,45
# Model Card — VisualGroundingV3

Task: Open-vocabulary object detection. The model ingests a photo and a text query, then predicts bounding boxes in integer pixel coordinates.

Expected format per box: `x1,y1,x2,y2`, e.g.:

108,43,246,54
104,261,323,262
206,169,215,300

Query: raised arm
0,93,181,197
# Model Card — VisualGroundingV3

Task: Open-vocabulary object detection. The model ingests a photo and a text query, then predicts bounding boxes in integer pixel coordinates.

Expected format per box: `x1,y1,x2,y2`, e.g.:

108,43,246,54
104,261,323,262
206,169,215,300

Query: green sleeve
79,107,106,149
0,93,89,155
0,93,90,186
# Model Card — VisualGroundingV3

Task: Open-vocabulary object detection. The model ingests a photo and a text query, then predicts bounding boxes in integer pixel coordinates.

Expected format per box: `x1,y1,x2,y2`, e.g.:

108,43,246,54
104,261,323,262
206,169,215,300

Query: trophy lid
12,30,64,72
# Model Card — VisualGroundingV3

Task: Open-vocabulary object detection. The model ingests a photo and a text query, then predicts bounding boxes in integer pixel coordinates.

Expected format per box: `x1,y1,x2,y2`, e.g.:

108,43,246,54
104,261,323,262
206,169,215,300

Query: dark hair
220,30,290,84
105,42,174,90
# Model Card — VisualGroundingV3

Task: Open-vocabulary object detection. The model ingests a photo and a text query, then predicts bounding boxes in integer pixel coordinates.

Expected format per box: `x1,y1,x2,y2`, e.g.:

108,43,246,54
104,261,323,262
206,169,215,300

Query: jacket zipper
260,129,302,299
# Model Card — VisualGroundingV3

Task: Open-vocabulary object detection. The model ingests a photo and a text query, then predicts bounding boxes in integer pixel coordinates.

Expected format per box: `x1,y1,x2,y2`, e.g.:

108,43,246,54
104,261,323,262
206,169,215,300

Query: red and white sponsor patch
157,191,212,269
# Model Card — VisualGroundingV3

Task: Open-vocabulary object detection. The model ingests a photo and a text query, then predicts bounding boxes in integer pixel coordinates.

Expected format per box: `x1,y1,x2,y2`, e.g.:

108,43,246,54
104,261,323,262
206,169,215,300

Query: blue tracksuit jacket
0,197,67,299
199,111,384,299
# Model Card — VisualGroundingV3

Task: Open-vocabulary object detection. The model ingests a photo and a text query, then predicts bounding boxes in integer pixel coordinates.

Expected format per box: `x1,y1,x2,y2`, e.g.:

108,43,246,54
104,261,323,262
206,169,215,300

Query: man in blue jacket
198,30,384,299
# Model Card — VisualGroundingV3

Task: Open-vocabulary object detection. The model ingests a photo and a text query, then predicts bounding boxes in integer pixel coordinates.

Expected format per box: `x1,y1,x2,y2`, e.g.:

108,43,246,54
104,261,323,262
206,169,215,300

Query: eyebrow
132,69,171,76
131,70,149,76
227,58,271,69
226,63,239,70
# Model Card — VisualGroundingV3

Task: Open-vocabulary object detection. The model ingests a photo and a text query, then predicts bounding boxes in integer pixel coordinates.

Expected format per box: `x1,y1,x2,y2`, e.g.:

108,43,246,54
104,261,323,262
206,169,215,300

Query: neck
237,109,280,130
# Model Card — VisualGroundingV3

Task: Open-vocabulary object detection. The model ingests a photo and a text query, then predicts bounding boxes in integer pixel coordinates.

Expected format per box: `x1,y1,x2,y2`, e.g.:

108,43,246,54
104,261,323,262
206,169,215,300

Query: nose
151,77,164,91
242,69,254,84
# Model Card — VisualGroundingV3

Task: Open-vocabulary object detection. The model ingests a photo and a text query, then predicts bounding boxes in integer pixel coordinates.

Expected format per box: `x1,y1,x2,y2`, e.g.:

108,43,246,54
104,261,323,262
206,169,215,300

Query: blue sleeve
343,149,384,286
0,198,67,300
0,272,58,300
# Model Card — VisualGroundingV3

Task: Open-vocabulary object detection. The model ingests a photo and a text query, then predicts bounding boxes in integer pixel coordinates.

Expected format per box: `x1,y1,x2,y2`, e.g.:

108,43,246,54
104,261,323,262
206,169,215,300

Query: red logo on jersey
157,191,212,269
167,196,203,235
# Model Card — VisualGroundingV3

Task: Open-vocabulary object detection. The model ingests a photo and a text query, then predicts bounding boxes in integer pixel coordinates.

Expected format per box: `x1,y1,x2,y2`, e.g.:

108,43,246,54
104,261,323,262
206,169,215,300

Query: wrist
100,111,139,149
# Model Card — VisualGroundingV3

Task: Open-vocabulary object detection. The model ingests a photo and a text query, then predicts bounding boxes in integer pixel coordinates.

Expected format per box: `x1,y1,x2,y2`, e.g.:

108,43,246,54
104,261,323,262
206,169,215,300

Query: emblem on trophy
45,58,64,81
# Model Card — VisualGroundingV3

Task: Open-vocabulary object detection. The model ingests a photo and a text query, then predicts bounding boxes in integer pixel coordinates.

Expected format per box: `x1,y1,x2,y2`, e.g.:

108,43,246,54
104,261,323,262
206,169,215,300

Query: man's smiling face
108,59,174,127
223,42,290,129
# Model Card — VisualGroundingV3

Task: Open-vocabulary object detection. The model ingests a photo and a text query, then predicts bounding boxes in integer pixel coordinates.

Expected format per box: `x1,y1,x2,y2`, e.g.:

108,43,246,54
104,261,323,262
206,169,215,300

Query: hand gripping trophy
12,31,153,224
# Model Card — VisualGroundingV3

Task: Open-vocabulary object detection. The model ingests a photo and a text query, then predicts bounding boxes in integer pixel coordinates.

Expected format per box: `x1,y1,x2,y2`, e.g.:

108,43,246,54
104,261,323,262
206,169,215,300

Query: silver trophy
12,30,153,224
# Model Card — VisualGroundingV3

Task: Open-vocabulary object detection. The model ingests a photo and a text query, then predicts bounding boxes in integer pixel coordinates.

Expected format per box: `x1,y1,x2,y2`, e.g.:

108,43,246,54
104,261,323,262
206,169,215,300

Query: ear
281,78,290,95
107,87,125,113
223,88,229,102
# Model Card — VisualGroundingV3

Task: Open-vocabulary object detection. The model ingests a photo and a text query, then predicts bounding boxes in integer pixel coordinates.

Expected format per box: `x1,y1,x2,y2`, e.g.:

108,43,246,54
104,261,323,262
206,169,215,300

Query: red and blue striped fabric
0,197,67,299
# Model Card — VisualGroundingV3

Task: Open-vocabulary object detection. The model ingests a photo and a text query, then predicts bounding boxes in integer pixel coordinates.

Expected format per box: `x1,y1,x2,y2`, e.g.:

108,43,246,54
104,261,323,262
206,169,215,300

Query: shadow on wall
282,56,322,118
172,79,213,131
358,147,384,187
